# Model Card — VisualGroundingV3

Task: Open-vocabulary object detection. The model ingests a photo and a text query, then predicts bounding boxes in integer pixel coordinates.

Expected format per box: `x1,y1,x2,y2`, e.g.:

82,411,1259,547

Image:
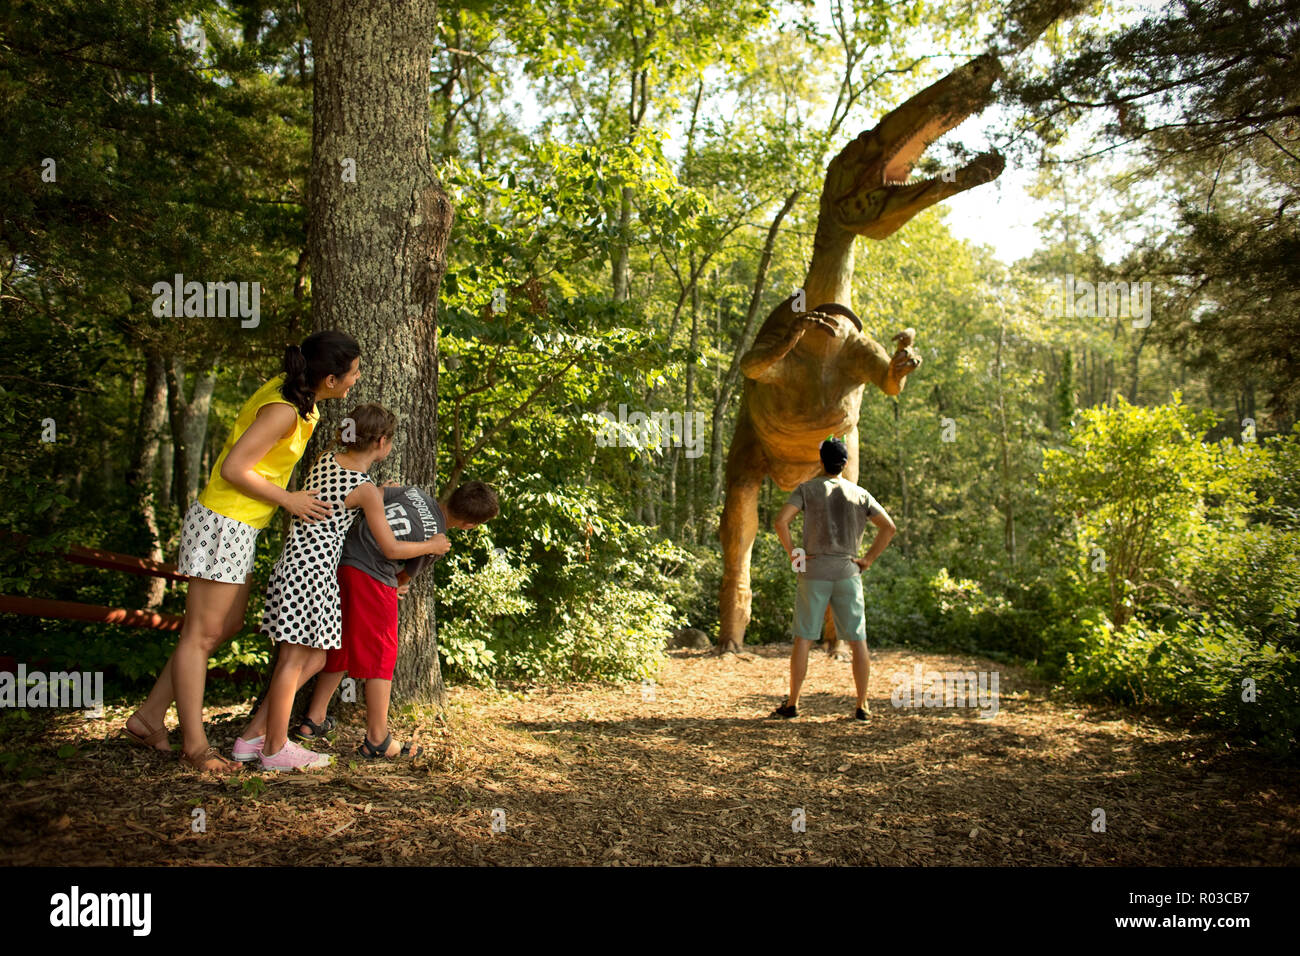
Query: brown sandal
180,746,241,774
123,713,170,752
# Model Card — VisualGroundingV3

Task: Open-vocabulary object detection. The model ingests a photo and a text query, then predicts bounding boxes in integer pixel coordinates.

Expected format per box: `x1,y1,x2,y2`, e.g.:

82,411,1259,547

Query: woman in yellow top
125,330,362,772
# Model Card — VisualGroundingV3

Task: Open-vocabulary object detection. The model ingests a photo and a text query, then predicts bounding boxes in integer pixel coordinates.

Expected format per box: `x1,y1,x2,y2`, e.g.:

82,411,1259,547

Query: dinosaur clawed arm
848,328,922,396
740,302,837,380
740,323,799,380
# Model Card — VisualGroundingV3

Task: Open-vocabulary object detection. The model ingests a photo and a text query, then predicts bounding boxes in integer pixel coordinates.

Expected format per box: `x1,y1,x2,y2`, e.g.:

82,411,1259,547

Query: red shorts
325,565,398,680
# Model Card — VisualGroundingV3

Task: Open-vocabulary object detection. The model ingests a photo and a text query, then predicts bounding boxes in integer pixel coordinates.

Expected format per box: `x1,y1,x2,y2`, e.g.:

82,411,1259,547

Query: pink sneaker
260,739,332,772
232,735,264,762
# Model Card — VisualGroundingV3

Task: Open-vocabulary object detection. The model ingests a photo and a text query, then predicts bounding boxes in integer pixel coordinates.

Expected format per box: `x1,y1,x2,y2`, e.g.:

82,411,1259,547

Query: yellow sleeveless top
197,375,318,529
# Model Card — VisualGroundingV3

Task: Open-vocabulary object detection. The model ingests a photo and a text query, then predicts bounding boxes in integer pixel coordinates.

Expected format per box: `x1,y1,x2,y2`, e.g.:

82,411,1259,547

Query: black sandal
769,699,798,719
293,715,336,742
357,733,422,759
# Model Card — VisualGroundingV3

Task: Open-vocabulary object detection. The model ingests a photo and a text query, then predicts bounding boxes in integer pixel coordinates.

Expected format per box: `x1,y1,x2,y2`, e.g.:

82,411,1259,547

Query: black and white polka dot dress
261,453,373,650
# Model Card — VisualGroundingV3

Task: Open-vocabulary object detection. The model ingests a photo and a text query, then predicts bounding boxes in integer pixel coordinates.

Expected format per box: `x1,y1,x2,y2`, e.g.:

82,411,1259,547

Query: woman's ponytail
280,344,311,416
279,330,361,419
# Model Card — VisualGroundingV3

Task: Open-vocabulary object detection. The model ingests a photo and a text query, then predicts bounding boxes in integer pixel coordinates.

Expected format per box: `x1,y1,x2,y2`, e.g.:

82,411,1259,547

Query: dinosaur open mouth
883,117,962,185
828,54,1005,238
874,53,1002,191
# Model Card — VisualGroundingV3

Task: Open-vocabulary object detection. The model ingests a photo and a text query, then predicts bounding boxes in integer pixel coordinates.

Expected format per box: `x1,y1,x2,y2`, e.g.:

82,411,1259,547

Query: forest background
2,0,1297,753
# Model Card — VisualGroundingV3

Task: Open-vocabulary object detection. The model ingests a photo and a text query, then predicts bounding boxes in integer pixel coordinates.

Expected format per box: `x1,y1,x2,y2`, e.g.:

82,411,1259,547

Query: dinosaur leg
718,409,768,653
822,605,840,657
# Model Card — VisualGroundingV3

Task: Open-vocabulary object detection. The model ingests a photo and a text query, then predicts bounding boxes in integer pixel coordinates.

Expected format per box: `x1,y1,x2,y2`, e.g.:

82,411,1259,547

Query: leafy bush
435,551,529,686
521,587,672,683
745,529,799,644
1179,524,1300,649
1038,394,1260,627
435,544,671,686
1062,616,1300,753
856,558,1047,662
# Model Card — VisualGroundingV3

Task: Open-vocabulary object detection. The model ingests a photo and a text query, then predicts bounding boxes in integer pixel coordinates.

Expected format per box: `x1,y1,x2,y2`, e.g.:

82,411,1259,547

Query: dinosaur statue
718,53,1006,654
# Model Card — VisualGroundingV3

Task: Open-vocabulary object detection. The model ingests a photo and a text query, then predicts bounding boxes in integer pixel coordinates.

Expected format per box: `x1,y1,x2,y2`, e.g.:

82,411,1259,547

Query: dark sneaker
769,699,798,719
854,706,870,721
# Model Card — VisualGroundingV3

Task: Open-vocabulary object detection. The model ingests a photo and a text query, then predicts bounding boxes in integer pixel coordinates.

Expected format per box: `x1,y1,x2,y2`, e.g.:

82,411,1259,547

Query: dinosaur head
826,54,1006,240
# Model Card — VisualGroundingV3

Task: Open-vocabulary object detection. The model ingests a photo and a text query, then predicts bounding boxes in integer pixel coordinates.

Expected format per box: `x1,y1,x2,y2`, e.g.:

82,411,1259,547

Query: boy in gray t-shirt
296,480,500,758
772,437,895,721
341,484,447,587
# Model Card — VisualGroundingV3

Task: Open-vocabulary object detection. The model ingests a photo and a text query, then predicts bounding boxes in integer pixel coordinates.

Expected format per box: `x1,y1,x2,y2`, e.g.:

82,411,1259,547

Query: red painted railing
0,532,186,631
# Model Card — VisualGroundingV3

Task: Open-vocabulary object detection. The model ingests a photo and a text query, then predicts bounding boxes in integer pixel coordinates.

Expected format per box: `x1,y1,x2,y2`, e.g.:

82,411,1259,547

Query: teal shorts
794,574,866,642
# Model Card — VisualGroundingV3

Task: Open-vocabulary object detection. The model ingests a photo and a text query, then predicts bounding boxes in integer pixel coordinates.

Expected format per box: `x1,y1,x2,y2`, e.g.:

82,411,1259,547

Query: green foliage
436,552,526,685
1036,411,1300,750
1038,394,1256,626
859,559,1049,663
527,586,671,683
744,529,799,644
1180,525,1300,649
1063,617,1300,754
435,532,674,686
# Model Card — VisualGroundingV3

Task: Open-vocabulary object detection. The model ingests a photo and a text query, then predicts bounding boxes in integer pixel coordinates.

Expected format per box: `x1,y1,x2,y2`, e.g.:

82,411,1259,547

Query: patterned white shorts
176,501,260,584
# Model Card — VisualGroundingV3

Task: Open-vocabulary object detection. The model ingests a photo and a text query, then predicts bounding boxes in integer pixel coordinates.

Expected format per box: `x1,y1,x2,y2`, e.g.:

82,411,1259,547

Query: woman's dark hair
337,403,397,451
281,330,361,418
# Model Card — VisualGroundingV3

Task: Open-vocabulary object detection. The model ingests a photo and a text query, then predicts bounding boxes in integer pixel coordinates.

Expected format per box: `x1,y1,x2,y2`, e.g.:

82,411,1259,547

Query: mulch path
2,644,1297,865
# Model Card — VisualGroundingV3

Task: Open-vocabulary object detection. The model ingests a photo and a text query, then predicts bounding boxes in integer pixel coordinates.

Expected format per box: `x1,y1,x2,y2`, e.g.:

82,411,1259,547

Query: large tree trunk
307,0,453,706
126,347,168,608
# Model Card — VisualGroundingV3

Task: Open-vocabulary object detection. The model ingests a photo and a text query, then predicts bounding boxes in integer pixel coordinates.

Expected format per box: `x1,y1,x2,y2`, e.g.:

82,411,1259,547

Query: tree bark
612,188,632,302
158,430,173,513
166,354,218,514
306,0,453,706
126,347,168,608
995,313,1016,563
683,252,701,538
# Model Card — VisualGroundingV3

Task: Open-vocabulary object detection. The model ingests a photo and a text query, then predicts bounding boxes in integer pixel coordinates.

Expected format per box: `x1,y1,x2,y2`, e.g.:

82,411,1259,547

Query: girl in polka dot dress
234,404,451,771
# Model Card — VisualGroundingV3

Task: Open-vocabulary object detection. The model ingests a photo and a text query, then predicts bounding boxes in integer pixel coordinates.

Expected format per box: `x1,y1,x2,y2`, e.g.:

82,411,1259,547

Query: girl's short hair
337,404,397,451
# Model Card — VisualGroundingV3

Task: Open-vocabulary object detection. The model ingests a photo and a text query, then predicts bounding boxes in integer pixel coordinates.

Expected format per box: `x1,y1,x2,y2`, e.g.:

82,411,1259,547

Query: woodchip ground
2,645,1296,866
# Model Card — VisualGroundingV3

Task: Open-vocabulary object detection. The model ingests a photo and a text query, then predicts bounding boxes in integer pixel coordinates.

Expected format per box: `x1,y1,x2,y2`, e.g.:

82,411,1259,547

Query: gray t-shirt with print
786,475,880,581
338,485,444,587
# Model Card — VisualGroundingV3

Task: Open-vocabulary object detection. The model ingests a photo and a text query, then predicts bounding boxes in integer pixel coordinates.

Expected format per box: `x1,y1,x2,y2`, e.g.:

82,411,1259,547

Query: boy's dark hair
281,330,361,419
446,481,499,524
820,436,849,475
338,403,397,450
